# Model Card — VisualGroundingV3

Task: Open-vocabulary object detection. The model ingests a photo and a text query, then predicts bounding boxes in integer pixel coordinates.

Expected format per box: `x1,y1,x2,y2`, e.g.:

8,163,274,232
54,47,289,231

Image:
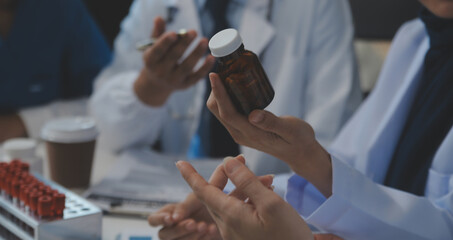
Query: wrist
134,70,173,107
289,141,332,198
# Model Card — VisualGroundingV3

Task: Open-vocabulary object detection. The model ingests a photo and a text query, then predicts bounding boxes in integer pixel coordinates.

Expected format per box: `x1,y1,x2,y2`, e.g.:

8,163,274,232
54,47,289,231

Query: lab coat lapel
239,0,275,56
432,127,453,171
364,41,428,183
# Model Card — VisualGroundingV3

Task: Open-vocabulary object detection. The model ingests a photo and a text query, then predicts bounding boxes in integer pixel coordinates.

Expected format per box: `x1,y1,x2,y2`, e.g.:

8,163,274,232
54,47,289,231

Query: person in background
90,0,362,175
0,0,111,142
149,0,453,239
82,0,134,49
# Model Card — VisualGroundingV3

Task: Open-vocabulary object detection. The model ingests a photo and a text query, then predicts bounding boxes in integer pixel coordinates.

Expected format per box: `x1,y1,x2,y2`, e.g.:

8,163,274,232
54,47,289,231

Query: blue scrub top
0,0,111,114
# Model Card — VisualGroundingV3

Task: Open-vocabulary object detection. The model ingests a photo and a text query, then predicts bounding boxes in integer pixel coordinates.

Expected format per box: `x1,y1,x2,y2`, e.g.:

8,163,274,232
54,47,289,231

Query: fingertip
155,16,165,25
209,73,215,88
208,72,216,80
222,156,235,169
206,54,216,64
199,37,209,44
187,29,197,39
223,157,242,175
154,16,164,23
147,214,154,225
197,222,208,233
236,154,246,164
175,160,182,166
208,224,218,235
164,215,173,226
147,212,167,226
185,220,196,231
168,32,178,42
175,160,186,170
172,212,181,221
249,110,265,124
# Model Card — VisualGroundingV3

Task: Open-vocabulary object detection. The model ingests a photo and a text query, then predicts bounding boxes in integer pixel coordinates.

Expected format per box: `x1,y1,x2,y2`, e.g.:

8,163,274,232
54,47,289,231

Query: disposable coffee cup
41,117,97,188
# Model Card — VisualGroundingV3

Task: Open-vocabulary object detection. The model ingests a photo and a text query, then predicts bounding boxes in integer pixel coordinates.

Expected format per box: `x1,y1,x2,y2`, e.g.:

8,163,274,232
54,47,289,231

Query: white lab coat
287,19,453,239
90,0,361,174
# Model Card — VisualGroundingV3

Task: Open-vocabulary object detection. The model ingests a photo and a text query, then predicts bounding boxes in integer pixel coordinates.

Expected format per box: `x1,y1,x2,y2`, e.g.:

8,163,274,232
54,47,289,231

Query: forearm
90,73,168,152
288,140,333,198
288,157,453,240
0,114,27,142
134,69,173,107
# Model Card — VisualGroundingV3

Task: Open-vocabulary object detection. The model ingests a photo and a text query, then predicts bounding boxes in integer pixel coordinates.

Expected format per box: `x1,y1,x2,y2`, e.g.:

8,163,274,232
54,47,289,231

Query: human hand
176,155,314,240
206,73,332,197
149,193,220,240
0,113,27,143
149,156,274,240
134,17,215,106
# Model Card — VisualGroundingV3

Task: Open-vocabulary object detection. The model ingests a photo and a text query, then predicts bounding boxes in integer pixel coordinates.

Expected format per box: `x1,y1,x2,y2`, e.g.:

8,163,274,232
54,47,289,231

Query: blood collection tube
38,195,53,218
11,180,22,197
29,191,43,212
53,193,66,216
4,176,12,196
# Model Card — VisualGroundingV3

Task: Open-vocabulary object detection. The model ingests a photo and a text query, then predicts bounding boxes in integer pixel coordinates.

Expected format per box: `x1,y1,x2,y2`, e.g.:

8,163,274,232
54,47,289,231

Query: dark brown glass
216,44,274,115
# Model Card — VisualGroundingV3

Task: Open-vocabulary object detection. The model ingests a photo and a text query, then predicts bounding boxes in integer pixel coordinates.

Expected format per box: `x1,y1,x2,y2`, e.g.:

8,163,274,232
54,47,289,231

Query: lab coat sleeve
286,157,453,240
89,0,169,152
89,74,167,152
303,0,362,147
18,98,89,139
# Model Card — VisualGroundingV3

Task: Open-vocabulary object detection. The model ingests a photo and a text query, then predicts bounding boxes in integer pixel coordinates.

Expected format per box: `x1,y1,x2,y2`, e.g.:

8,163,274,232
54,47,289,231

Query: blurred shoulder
35,0,89,15
393,19,426,44
398,18,425,35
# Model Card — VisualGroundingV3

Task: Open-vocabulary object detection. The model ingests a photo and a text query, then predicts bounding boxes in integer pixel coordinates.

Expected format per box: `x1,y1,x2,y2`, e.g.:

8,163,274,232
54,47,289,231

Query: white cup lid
3,138,37,159
209,28,243,57
41,117,98,143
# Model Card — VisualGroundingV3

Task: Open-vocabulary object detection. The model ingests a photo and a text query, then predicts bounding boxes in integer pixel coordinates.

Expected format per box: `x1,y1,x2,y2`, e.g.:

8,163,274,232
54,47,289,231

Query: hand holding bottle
207,73,333,197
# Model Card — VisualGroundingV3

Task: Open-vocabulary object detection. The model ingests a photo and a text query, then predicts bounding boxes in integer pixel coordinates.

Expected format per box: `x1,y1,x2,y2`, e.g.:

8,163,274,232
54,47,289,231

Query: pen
136,29,188,51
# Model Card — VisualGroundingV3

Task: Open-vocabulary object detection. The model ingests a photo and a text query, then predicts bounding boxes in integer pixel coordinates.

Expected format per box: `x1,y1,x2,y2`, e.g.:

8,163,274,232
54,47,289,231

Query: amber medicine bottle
208,28,274,115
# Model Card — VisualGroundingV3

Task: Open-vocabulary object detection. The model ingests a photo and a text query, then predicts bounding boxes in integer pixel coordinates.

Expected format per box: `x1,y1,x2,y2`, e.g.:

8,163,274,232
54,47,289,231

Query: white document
85,148,222,216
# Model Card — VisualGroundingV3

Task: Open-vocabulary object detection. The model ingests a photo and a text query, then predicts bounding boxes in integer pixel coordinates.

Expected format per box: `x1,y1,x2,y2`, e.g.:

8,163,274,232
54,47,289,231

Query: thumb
229,174,274,201
171,193,203,222
248,110,294,140
223,156,272,205
208,155,246,190
151,16,166,38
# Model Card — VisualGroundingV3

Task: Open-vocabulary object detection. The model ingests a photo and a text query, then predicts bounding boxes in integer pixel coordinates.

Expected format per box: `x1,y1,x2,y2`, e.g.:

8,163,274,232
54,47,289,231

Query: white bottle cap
41,117,98,143
209,28,243,57
3,138,37,160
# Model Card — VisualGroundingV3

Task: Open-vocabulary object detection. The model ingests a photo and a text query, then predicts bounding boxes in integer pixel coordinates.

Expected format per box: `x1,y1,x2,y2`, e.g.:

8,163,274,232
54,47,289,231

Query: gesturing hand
206,73,333,197
134,17,215,106
149,193,220,240
176,156,314,240
148,156,274,240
